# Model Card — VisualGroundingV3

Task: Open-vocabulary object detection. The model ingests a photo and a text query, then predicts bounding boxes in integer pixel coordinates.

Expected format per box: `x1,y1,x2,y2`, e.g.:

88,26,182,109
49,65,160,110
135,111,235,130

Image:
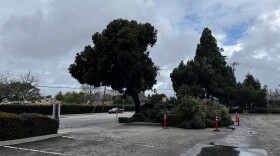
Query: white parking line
3,146,67,155
62,136,77,139
135,144,154,148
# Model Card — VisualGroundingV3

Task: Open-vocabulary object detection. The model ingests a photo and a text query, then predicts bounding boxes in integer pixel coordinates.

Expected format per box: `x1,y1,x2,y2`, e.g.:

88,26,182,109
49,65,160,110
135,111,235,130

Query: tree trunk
131,90,141,113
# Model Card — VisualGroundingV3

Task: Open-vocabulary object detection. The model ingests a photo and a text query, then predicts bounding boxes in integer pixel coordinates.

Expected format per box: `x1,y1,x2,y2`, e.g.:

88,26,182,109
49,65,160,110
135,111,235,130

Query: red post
235,112,238,122
163,113,167,128
237,115,240,126
214,116,220,131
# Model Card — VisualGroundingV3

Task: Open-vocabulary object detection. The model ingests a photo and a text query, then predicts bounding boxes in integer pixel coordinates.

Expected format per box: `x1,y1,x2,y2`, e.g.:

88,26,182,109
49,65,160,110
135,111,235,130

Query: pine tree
171,28,236,105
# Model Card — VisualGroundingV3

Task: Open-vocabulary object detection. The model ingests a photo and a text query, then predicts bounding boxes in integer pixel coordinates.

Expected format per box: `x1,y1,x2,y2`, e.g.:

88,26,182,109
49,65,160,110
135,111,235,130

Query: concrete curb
0,133,62,147
126,122,162,126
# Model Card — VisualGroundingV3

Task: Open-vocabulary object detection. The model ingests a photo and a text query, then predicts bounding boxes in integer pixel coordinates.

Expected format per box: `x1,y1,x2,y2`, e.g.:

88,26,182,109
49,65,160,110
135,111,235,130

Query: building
267,90,280,108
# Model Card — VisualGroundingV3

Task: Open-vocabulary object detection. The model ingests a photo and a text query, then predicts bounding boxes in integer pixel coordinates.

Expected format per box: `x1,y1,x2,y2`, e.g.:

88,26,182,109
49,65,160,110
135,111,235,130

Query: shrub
175,97,206,129
203,100,233,127
0,112,21,141
0,112,59,141
248,108,269,113
149,103,164,119
166,110,179,127
270,108,280,114
19,113,59,137
118,117,131,123
147,97,233,129
131,113,146,122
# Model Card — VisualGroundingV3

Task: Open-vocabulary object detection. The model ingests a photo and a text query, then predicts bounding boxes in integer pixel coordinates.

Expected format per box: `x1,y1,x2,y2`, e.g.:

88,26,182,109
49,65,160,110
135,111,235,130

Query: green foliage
118,117,132,123
235,74,267,108
149,103,165,122
229,108,244,113
148,93,167,107
0,112,21,141
19,113,59,137
203,100,233,127
148,97,233,129
0,112,59,141
170,28,236,105
55,91,64,101
113,95,133,105
175,96,206,129
63,91,85,104
270,108,280,114
131,113,146,122
69,19,159,113
166,110,179,127
248,108,269,113
0,105,53,115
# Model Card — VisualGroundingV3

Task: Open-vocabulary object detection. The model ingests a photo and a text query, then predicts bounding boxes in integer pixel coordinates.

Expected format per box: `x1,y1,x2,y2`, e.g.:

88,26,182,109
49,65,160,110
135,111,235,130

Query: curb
126,122,162,126
0,133,62,147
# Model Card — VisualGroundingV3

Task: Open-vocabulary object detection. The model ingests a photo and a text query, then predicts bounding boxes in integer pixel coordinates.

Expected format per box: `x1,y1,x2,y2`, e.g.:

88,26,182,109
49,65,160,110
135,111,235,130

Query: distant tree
0,72,40,103
69,19,159,113
0,72,16,102
112,95,133,105
81,84,96,95
0,83,10,102
148,93,167,106
55,91,64,101
242,73,261,90
63,91,85,104
235,73,267,108
170,28,236,105
19,72,40,103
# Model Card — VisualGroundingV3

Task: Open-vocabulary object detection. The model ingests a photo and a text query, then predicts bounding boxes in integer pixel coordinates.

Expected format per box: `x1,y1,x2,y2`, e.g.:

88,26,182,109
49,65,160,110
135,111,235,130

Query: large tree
69,19,159,113
170,28,236,105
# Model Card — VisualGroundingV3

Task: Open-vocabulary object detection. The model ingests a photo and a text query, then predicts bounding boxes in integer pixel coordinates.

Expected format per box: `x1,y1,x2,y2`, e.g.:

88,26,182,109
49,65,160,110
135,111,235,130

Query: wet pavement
197,144,265,156
181,114,271,156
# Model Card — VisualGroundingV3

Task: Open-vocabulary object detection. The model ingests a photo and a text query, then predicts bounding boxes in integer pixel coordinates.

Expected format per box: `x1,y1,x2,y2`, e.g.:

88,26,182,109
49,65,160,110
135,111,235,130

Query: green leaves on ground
148,89,233,129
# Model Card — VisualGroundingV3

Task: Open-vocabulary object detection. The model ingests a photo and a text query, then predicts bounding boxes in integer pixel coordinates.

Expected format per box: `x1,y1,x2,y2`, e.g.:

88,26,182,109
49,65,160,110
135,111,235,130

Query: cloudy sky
1,0,280,97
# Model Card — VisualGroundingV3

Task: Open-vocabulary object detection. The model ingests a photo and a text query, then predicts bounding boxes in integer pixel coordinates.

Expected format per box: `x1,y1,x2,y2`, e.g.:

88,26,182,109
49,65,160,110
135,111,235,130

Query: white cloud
1,0,280,97
229,6,280,87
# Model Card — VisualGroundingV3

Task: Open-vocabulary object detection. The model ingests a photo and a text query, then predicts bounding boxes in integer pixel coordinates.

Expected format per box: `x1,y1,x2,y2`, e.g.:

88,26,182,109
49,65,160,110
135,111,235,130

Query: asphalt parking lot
0,113,279,156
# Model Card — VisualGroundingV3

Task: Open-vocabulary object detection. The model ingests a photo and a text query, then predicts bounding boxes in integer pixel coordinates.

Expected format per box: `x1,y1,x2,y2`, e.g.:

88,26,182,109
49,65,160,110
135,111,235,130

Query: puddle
247,131,257,135
197,145,256,156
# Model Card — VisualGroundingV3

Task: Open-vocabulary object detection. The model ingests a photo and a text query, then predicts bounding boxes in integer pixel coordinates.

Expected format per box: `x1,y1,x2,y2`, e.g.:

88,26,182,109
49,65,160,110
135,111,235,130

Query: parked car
108,108,124,114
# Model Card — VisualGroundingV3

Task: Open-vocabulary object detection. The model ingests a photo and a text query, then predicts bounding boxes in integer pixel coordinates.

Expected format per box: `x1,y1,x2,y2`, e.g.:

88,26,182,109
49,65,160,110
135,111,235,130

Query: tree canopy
170,28,236,105
235,73,267,108
69,19,159,113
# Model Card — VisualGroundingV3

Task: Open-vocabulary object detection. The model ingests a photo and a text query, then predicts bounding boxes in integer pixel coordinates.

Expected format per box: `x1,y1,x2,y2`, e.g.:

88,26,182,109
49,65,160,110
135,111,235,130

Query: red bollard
214,116,220,131
163,113,167,128
235,112,238,122
237,115,240,126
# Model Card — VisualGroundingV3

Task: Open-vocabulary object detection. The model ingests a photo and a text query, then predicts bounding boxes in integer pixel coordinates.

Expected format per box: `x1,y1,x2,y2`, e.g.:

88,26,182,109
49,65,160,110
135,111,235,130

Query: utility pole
231,62,239,109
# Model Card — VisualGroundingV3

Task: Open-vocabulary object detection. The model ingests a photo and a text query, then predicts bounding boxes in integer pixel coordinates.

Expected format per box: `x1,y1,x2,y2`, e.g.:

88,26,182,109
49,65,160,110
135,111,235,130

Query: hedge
0,104,135,115
0,112,59,141
248,108,269,114
229,108,243,113
119,117,131,123
270,108,280,114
